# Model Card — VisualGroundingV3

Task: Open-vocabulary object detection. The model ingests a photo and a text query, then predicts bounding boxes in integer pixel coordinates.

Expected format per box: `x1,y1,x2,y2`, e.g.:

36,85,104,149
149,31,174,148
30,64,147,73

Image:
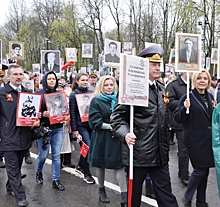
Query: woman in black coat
174,69,215,207
88,76,127,205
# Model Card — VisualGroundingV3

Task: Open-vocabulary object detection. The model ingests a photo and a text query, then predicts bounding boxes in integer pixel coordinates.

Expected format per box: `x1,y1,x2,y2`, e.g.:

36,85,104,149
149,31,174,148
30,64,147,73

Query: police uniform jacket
110,81,169,167
174,89,214,169
0,83,32,151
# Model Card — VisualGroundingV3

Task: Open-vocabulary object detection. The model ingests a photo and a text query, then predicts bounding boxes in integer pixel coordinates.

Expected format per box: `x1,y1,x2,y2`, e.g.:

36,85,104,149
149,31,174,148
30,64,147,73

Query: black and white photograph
75,93,94,122
82,43,93,58
44,92,69,124
99,53,109,77
104,39,121,66
175,33,201,72
123,42,132,55
41,50,60,74
16,92,42,126
211,48,218,64
65,48,77,62
32,63,40,73
169,48,175,64
22,80,34,92
9,41,24,60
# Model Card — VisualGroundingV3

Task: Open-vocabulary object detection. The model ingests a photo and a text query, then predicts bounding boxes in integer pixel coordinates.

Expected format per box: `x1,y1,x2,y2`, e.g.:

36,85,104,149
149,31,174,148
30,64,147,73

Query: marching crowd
0,44,219,207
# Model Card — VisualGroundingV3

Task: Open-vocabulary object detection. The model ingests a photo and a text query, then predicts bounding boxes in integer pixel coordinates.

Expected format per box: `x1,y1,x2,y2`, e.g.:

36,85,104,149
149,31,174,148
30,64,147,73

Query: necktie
16,88,21,92
50,64,52,70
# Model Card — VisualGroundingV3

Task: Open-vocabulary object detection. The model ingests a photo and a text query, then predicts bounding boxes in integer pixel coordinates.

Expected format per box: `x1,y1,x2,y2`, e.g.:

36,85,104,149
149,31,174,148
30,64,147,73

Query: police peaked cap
137,45,164,63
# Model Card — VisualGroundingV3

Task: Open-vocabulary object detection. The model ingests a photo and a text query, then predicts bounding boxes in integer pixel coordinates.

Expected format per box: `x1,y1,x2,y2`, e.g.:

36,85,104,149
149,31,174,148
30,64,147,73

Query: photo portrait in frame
32,63,40,73
9,41,24,60
16,92,42,126
22,80,34,93
175,33,201,72
104,39,121,67
44,92,69,124
211,48,218,64
75,93,94,122
169,49,175,64
123,42,132,55
82,43,93,58
65,48,77,62
99,53,109,77
41,50,60,74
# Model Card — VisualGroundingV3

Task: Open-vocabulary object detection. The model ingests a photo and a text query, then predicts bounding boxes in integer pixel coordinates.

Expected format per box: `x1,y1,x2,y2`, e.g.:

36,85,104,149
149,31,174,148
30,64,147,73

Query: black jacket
69,87,93,132
0,84,32,151
174,89,214,169
35,71,62,128
166,75,189,130
110,81,169,167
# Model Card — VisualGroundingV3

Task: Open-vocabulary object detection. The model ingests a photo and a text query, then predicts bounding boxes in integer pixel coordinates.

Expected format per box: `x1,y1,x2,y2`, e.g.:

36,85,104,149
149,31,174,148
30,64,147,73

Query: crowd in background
0,53,220,207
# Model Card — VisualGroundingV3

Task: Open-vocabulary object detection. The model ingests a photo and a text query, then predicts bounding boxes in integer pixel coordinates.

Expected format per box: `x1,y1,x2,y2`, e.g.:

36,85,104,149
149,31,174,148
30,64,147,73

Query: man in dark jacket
0,65,38,206
111,45,178,207
166,72,191,187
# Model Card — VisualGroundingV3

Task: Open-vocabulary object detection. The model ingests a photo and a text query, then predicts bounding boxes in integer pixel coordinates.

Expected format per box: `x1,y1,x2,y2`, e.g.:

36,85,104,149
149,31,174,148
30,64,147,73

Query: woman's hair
94,75,118,96
191,69,211,89
71,72,88,91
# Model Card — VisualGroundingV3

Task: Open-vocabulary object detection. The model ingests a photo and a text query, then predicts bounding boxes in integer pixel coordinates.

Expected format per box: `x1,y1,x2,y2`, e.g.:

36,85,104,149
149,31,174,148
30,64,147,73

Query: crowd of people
0,44,220,207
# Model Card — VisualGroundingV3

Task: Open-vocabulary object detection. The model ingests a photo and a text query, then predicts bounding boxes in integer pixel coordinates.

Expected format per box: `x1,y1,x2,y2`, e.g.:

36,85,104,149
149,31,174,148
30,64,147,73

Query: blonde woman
88,76,127,206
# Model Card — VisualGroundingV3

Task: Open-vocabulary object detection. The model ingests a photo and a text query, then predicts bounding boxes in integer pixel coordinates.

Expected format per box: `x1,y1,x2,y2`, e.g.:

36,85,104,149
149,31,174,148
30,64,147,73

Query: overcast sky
0,1,10,25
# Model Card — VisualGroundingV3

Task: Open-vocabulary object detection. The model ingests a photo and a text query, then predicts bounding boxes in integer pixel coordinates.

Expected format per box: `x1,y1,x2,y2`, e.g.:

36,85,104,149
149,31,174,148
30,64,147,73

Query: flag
80,141,89,158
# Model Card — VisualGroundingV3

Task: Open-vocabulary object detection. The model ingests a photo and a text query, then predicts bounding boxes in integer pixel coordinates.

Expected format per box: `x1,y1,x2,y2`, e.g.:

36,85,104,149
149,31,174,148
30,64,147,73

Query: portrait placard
9,41,24,60
41,50,61,74
44,92,69,124
22,80,34,92
169,49,175,64
99,53,109,77
175,33,201,72
123,42,132,55
16,92,42,126
65,48,77,62
211,48,218,64
32,64,40,73
104,39,121,67
75,93,94,122
118,54,149,106
82,43,93,58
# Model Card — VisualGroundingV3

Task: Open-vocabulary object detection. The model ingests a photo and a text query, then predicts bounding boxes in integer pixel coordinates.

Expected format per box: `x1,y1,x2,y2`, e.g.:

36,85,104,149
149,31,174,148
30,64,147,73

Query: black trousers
175,130,189,180
4,149,28,202
130,164,178,207
185,168,209,202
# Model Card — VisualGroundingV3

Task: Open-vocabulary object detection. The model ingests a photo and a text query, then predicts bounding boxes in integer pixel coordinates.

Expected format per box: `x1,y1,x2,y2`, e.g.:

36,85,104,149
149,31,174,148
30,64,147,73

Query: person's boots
120,192,127,207
25,151,32,164
98,187,110,203
36,172,43,184
196,201,209,207
145,179,156,199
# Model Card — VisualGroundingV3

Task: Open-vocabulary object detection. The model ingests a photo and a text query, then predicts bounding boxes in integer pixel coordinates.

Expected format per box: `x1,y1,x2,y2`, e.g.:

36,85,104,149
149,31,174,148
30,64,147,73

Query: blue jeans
36,127,64,181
